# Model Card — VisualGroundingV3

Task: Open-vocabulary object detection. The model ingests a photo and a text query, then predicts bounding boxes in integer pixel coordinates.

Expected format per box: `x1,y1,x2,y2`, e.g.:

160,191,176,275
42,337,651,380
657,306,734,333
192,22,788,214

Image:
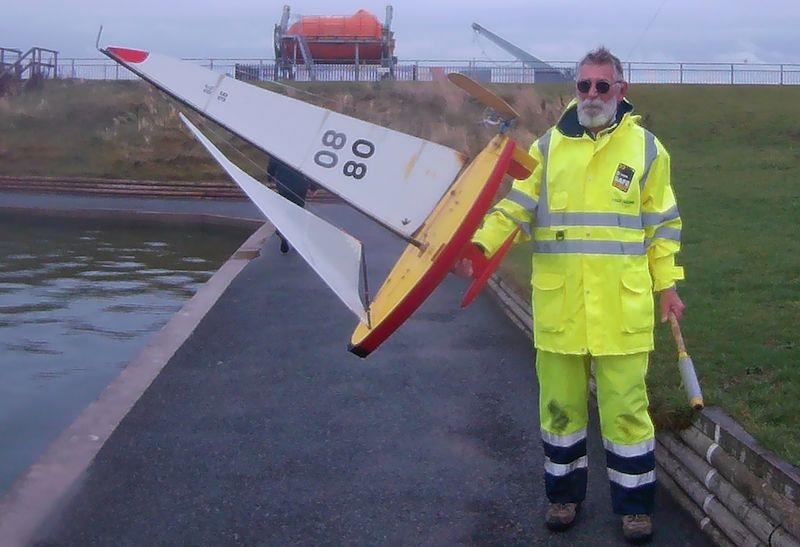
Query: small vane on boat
447,72,519,133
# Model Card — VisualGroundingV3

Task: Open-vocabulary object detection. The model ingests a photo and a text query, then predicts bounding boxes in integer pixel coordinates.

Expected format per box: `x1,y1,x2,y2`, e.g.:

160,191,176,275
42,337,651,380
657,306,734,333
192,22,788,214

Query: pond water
0,213,250,494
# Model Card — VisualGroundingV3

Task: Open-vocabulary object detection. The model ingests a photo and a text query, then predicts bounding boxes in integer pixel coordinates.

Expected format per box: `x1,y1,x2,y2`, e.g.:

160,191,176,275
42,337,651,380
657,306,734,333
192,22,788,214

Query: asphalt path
35,203,708,545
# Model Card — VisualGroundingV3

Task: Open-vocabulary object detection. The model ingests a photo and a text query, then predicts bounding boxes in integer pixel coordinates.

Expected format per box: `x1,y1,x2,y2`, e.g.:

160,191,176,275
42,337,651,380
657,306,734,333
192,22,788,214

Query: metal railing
1,47,59,81
53,57,800,86
0,47,22,71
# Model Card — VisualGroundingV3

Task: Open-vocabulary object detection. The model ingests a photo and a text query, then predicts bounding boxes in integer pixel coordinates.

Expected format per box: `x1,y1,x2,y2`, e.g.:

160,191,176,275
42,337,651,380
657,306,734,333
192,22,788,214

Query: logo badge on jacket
612,163,635,192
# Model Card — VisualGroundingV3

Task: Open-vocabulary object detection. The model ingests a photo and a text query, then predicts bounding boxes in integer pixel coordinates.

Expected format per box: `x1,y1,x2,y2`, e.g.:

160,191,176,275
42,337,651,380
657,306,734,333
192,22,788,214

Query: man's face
576,63,628,130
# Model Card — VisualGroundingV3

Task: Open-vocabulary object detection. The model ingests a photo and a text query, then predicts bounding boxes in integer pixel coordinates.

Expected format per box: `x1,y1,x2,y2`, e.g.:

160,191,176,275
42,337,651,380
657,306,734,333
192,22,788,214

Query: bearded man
455,47,685,543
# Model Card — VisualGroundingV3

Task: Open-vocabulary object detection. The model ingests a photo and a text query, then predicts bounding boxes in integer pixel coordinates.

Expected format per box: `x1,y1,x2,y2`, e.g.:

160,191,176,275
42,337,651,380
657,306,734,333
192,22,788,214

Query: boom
471,23,573,83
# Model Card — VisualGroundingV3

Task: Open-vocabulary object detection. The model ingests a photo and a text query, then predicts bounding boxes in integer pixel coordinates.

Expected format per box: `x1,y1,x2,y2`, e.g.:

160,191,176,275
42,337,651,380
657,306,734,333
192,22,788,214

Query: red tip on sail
106,47,149,63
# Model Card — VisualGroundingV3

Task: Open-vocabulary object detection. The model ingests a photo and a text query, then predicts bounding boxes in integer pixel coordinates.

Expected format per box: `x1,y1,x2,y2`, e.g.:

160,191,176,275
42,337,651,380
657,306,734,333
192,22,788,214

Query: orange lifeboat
284,9,388,63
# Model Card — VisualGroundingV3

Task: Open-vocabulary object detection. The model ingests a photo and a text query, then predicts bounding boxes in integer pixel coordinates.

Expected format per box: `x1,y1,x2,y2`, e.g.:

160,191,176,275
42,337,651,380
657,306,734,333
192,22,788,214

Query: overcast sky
3,1,799,64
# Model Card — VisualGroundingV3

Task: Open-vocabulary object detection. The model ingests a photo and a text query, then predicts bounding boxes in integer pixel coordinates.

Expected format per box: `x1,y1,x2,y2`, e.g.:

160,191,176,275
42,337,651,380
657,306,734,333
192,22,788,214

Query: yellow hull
349,134,527,357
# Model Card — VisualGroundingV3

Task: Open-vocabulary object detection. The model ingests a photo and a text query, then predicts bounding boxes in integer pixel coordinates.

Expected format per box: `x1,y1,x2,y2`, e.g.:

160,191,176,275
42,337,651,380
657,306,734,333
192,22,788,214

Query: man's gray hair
578,47,624,81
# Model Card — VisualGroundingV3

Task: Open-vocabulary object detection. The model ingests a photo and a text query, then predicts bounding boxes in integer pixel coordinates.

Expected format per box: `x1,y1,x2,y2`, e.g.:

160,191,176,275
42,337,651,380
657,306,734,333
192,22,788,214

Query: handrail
0,47,59,83
45,56,800,85
48,56,800,68
0,47,22,68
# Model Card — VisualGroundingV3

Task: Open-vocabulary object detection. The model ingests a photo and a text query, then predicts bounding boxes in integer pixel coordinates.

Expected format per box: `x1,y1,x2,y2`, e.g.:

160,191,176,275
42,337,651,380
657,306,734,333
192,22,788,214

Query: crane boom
471,23,572,82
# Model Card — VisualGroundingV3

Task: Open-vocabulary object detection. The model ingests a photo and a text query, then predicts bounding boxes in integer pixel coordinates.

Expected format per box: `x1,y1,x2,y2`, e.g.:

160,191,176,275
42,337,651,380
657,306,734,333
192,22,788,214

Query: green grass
1,80,797,464
638,85,800,462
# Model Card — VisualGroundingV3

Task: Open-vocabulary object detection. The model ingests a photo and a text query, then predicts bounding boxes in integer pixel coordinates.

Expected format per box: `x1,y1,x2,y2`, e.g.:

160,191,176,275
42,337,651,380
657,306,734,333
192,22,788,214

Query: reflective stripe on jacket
473,98,684,355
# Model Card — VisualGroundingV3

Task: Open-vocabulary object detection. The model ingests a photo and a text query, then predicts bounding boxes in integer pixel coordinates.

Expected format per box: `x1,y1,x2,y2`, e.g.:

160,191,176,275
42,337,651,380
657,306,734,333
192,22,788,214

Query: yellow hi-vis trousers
536,351,656,515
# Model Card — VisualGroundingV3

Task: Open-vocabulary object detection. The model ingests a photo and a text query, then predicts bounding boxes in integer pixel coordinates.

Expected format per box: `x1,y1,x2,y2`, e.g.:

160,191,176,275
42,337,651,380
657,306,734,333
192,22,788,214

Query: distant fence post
115,63,119,80
71,58,75,79
355,43,360,82
413,62,418,81
679,63,683,84
780,64,784,85
730,64,734,84
627,61,631,82
210,58,214,71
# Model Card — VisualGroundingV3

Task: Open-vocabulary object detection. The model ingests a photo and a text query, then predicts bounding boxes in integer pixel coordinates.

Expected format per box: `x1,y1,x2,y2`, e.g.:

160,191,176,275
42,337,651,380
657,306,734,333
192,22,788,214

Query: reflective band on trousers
543,212,642,229
603,437,655,458
490,207,531,236
535,240,646,255
506,189,538,213
545,455,588,477
607,468,656,488
542,427,587,447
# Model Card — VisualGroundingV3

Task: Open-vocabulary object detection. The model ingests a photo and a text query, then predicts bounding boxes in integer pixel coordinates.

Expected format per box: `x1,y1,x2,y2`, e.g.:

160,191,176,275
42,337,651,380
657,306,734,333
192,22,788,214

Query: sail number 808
313,130,375,180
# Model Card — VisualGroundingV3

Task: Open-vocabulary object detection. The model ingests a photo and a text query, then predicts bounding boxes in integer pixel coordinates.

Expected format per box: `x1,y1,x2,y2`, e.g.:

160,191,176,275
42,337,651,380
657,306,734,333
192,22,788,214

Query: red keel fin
460,226,521,308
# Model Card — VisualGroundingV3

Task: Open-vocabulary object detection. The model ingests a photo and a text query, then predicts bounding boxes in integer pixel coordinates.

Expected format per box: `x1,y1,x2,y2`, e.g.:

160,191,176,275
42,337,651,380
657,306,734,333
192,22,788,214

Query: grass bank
0,80,266,181
1,79,797,465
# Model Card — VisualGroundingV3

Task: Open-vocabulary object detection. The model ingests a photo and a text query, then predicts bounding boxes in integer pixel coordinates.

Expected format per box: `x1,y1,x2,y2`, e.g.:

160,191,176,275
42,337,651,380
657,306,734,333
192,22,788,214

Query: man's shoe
545,502,579,531
280,239,290,254
622,514,653,544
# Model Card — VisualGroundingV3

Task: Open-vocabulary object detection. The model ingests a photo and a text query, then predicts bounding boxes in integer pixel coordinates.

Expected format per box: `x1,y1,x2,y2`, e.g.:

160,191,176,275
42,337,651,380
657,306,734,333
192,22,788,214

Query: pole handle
668,312,687,355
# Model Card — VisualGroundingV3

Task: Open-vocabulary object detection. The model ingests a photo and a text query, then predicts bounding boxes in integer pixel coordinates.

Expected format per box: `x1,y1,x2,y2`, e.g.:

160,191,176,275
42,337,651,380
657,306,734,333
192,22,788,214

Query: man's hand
451,243,488,279
451,258,474,279
659,287,685,323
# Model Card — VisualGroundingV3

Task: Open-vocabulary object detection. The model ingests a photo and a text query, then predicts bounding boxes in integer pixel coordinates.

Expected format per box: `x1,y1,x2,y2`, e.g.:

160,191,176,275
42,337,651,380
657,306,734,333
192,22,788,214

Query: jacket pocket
533,272,566,333
619,271,654,333
550,191,568,211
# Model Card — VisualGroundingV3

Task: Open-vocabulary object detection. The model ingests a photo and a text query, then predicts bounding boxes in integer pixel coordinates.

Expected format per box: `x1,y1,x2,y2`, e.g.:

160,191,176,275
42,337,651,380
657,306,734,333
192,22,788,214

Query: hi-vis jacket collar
557,98,635,139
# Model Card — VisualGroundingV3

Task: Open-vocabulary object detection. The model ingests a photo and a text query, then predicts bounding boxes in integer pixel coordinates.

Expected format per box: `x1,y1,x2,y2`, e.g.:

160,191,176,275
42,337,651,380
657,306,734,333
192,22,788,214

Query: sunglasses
576,79,622,94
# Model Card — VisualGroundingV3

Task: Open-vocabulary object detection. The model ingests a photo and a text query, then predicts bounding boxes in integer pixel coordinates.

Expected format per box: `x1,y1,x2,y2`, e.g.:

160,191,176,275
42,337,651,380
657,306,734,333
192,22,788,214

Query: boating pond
0,212,251,494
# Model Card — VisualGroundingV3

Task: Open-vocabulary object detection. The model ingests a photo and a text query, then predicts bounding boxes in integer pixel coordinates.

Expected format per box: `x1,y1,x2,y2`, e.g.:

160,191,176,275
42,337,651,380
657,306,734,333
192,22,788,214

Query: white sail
179,113,369,324
105,47,467,238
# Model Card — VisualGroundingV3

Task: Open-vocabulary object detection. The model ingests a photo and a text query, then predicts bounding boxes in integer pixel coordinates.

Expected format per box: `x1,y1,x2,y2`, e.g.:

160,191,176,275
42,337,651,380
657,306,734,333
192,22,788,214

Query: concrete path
29,202,707,545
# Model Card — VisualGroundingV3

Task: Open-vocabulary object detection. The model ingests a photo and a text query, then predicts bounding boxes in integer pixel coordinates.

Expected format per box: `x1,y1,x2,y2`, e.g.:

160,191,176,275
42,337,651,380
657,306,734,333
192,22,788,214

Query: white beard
577,96,619,130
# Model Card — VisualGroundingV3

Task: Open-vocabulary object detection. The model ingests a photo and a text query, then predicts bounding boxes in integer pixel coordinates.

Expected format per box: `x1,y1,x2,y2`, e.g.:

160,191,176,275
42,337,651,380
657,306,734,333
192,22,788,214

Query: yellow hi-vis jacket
473,98,684,355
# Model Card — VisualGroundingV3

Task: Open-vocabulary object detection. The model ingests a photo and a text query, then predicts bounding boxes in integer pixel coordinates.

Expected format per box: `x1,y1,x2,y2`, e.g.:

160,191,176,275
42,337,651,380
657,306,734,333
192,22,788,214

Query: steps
0,46,58,96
